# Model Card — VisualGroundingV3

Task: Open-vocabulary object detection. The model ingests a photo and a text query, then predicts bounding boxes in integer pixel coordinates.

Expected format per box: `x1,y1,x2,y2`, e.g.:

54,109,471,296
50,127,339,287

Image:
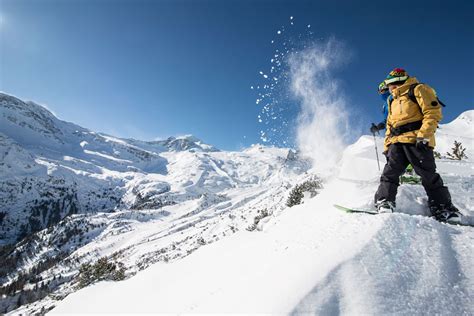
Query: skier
371,81,416,182
373,68,462,223
370,81,391,135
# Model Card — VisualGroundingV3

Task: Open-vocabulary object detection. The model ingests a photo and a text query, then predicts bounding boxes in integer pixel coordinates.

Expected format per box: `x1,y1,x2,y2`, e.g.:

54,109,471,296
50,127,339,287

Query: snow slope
0,92,312,314
52,111,474,315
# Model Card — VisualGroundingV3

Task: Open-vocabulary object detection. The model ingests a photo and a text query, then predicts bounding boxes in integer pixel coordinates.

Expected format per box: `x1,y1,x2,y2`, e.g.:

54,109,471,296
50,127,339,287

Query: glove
370,122,385,134
370,123,378,134
416,138,430,152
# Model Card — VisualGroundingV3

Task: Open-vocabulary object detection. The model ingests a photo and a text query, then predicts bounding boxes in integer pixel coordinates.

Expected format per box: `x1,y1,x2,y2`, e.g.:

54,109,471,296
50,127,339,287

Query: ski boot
375,199,396,214
429,201,463,224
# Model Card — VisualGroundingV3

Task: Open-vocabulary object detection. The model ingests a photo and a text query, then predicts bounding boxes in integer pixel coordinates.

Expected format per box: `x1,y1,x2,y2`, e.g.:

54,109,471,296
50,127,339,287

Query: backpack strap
408,83,420,106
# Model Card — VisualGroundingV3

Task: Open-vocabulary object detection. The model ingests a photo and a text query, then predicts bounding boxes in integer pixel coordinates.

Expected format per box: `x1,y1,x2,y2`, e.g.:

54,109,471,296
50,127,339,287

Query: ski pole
372,132,381,171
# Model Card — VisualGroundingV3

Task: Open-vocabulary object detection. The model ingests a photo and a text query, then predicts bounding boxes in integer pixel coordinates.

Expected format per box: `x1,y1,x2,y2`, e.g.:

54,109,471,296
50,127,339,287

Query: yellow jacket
384,77,442,152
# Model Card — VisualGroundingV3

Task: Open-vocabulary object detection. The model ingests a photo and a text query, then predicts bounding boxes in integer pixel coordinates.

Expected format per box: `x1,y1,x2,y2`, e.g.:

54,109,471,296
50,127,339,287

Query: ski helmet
378,81,388,94
384,68,409,85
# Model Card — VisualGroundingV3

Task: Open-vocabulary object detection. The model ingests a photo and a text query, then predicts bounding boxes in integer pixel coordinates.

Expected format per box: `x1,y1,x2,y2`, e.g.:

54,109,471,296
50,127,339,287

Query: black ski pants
374,142,451,206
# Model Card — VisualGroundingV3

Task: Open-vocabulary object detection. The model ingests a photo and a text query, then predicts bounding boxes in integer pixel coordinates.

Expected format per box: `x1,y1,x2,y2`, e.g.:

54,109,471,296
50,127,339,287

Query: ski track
292,214,474,315
290,174,474,315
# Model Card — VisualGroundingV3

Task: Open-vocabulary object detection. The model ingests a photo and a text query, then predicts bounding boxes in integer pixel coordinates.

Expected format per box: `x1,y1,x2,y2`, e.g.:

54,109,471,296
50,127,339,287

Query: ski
333,204,473,227
333,204,378,215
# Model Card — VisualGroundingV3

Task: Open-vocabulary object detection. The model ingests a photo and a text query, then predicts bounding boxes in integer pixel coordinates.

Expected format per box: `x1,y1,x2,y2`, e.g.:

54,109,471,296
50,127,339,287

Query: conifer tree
446,140,468,160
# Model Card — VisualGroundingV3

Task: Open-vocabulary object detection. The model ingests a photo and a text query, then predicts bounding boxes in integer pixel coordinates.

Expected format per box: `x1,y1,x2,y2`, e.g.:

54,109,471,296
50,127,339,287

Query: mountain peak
0,92,219,153
0,92,65,145
151,135,219,152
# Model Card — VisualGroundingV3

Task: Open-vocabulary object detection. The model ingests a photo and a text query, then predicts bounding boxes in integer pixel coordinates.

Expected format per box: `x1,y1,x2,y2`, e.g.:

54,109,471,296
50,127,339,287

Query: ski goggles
378,81,388,94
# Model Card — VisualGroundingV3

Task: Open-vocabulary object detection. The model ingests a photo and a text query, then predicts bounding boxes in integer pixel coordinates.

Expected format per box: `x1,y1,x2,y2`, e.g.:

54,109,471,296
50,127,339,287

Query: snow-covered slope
0,92,310,314
50,110,474,315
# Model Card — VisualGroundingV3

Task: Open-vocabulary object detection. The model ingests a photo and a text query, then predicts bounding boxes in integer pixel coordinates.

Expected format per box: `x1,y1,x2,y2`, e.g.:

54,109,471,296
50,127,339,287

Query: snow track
292,213,474,315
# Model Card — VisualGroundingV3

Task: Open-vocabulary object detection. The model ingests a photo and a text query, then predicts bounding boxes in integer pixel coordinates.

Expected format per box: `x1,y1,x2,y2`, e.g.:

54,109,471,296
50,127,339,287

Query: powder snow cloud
288,37,351,172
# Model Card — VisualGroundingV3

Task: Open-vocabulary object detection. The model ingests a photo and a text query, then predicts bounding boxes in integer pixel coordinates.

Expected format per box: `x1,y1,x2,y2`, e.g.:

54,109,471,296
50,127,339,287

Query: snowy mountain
1,92,473,315
0,92,310,314
0,93,236,246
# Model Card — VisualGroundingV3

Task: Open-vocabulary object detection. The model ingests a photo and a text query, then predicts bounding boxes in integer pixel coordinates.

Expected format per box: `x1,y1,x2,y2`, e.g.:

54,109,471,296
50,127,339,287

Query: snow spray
288,37,351,172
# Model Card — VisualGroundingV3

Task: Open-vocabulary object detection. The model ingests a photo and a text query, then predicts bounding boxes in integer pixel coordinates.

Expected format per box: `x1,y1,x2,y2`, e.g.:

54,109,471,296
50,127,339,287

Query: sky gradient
1,0,473,150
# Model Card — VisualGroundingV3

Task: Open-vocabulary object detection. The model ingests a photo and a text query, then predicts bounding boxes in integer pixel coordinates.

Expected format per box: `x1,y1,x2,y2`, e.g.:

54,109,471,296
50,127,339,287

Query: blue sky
1,0,472,150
